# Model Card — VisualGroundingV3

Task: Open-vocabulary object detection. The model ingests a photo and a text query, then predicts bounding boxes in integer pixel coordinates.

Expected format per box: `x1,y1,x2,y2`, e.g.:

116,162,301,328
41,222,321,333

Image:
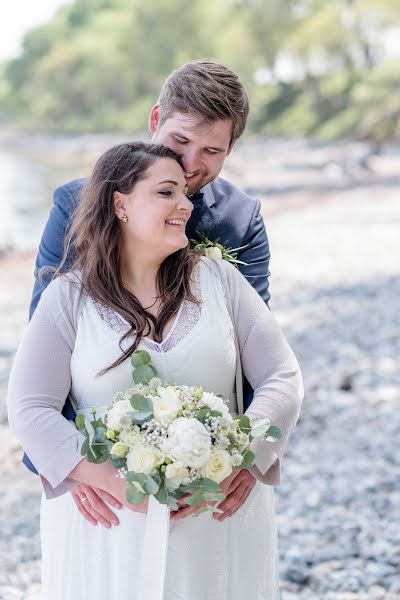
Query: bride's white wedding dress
40,261,280,599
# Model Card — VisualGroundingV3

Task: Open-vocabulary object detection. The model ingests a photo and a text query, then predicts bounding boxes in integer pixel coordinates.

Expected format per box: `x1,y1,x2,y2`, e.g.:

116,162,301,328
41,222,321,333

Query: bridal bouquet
76,350,281,514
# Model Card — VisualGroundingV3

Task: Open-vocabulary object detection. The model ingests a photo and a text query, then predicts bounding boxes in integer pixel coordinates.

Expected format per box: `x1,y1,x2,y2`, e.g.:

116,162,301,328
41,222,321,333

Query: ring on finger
80,497,89,504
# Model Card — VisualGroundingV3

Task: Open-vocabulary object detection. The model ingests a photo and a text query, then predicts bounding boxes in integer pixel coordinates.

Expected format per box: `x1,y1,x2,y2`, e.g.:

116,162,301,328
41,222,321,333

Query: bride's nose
177,194,194,214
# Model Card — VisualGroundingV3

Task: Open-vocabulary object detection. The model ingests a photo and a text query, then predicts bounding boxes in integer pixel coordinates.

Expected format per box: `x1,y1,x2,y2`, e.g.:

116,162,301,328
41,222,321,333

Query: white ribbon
137,495,171,600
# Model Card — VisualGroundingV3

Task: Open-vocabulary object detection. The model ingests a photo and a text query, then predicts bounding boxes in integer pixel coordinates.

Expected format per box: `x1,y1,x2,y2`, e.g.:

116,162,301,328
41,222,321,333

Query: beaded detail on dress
89,263,202,353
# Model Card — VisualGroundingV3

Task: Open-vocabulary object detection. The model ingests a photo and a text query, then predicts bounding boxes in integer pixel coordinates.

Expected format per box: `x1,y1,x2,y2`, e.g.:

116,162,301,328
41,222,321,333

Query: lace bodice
89,263,202,353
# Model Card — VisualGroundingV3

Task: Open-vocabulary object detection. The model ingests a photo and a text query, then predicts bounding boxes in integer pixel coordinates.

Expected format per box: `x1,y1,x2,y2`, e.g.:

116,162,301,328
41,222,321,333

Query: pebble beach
0,139,399,599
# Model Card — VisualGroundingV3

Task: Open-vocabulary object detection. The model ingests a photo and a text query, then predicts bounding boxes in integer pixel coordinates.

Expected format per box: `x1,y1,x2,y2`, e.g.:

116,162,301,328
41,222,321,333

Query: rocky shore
0,140,399,599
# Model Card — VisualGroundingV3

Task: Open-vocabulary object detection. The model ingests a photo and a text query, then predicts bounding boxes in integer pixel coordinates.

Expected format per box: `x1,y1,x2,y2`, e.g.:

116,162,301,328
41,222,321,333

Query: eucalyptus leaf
125,472,148,486
126,485,145,505
167,495,179,510
131,350,152,367
110,456,126,468
130,393,150,411
144,475,160,495
154,487,168,505
80,437,90,456
240,449,256,469
201,478,222,493
265,425,282,442
235,415,251,433
75,414,86,431
196,406,211,422
202,492,226,502
132,364,157,385
250,417,271,438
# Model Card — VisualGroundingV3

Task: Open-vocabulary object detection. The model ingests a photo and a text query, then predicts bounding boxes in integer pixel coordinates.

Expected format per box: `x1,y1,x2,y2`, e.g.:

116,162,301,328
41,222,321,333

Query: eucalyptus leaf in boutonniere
190,231,248,268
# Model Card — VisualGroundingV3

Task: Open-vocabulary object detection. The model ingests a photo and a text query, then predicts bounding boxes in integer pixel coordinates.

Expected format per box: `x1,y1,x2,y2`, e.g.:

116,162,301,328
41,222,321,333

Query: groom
26,60,272,526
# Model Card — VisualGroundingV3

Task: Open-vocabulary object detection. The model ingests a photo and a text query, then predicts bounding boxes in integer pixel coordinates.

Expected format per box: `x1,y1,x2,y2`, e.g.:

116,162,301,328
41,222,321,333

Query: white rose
153,386,181,423
162,417,212,469
201,449,233,483
202,392,230,415
119,425,142,447
126,445,164,474
164,463,190,490
110,442,128,457
205,246,223,259
106,400,133,432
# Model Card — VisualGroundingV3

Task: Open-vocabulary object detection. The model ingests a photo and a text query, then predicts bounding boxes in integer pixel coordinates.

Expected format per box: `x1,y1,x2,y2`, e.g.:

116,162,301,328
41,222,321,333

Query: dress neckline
88,262,202,354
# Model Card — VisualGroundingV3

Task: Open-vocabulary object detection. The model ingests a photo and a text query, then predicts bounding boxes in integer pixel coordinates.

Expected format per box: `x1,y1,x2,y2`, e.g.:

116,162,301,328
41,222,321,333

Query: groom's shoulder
53,177,88,214
206,177,261,229
208,176,260,214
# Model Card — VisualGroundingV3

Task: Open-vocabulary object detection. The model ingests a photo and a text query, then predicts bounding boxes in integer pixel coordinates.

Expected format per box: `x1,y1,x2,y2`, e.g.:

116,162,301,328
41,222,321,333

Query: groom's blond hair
158,59,249,146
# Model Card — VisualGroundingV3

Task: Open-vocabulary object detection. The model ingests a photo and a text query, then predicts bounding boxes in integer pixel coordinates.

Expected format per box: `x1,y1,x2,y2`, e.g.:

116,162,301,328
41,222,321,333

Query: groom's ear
149,104,161,134
227,141,236,156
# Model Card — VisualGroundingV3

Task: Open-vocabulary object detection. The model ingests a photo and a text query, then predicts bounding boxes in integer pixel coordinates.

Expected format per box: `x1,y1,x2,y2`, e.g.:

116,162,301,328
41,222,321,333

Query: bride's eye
159,190,172,197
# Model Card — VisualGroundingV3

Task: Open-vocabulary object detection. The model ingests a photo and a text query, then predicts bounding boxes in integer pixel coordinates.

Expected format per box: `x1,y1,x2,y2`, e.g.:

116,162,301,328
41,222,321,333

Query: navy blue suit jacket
23,175,271,473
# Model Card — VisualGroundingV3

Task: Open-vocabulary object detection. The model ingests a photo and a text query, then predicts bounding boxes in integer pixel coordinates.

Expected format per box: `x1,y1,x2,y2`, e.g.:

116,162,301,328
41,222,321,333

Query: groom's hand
170,469,256,522
71,483,122,528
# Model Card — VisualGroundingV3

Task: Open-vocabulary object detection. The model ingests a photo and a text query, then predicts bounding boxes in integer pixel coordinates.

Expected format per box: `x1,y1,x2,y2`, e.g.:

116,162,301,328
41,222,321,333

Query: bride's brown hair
53,142,200,373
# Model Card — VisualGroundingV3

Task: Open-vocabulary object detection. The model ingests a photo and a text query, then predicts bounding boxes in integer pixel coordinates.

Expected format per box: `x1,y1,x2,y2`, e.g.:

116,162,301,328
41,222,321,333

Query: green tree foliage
0,0,399,142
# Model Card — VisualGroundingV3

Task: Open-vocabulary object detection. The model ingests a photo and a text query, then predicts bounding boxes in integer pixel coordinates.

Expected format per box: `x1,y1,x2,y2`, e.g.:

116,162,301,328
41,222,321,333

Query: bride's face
114,157,193,259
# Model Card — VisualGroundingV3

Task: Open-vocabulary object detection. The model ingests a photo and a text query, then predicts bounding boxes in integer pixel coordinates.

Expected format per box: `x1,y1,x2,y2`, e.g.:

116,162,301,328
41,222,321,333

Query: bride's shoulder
38,269,87,320
198,255,241,284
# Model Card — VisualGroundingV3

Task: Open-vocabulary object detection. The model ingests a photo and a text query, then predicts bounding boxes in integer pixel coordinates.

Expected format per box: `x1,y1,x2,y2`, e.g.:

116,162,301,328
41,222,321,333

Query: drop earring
122,213,128,223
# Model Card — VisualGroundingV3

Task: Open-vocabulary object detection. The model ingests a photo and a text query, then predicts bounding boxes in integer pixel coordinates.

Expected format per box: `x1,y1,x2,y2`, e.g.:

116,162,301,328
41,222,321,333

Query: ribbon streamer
137,495,171,600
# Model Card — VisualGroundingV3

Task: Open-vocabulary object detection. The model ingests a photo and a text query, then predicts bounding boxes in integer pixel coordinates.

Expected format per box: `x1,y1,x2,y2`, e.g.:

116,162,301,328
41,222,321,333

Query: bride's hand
69,460,148,522
71,483,123,528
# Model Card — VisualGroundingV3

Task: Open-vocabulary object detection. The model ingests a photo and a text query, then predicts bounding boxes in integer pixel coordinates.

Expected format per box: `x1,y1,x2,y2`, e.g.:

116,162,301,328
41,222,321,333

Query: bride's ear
113,191,126,219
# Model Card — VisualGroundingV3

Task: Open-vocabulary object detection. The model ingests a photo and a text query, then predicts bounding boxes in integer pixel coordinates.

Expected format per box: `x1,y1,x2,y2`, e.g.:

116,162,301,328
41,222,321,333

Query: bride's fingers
72,489,99,526
93,487,123,510
216,485,253,522
76,485,119,528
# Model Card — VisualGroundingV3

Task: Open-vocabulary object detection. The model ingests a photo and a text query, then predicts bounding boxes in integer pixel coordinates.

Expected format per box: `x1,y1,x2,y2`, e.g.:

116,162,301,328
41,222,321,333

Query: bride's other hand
212,469,256,522
171,468,255,521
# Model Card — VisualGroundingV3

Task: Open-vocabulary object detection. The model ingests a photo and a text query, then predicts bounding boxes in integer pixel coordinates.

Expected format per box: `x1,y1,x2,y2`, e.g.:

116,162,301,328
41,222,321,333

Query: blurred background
0,1,399,599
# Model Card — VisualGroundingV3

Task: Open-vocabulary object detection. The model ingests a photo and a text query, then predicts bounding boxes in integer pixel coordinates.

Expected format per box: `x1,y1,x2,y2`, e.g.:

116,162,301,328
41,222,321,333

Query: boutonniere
190,232,248,268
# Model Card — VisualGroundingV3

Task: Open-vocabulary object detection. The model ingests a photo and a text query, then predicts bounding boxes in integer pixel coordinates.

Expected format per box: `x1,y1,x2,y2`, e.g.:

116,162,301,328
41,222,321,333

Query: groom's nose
180,147,200,173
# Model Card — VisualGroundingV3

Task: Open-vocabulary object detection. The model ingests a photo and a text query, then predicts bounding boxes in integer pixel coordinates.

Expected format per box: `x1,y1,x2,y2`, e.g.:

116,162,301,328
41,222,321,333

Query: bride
8,142,303,599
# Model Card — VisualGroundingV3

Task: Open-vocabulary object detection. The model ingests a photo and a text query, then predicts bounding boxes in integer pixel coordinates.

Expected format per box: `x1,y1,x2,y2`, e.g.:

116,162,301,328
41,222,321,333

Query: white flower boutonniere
190,231,248,268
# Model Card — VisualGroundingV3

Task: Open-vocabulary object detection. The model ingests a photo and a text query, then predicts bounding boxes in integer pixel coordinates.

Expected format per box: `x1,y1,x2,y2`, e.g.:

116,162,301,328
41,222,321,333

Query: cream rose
164,463,190,490
119,425,142,447
110,442,128,457
106,400,133,432
162,417,211,469
205,246,223,259
126,445,164,475
201,449,233,483
153,386,181,423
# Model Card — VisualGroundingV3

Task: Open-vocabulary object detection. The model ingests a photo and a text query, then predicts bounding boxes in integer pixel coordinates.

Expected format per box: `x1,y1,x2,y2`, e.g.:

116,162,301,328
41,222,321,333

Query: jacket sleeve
8,277,85,498
222,259,303,485
30,183,78,319
237,199,271,306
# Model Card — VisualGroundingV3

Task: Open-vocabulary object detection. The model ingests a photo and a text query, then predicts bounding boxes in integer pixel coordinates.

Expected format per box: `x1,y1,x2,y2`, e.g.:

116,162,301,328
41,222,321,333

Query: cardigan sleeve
212,258,303,485
7,275,86,498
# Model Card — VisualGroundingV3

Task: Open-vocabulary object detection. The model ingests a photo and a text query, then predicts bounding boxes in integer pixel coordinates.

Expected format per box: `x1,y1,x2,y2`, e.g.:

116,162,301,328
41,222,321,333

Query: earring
122,213,128,223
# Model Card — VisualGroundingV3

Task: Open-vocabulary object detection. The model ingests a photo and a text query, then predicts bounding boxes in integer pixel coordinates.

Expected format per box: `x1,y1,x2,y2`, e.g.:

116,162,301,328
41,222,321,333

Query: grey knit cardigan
8,257,303,498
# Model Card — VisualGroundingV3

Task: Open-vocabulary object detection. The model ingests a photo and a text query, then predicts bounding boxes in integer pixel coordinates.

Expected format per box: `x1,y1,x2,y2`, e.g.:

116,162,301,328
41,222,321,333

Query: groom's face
149,107,234,195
